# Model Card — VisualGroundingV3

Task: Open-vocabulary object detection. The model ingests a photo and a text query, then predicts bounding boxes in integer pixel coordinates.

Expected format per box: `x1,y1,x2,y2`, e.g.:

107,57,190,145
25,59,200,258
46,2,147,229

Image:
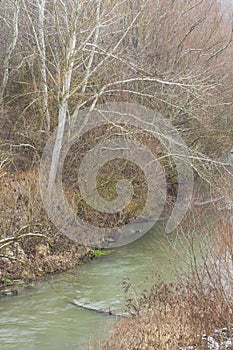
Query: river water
0,223,195,350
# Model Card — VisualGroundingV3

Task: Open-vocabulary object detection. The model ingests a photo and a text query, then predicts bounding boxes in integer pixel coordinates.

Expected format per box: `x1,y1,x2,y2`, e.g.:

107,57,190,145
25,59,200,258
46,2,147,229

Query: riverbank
99,279,233,350
88,205,233,350
0,246,113,295
1,193,233,349
0,168,108,290
0,241,92,291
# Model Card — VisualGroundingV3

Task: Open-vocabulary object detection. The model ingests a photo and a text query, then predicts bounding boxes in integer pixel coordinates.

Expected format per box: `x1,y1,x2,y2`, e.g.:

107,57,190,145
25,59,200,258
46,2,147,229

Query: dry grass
88,193,233,350
0,168,91,282
101,281,233,350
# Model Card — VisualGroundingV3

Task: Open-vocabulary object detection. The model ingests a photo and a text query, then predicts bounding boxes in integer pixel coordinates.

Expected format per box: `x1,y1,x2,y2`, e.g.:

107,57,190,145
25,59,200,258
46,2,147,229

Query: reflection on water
0,223,195,350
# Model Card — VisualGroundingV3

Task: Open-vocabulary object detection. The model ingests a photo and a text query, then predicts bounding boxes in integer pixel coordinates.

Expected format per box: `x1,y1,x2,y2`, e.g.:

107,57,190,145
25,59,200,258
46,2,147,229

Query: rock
0,288,18,297
180,327,233,350
72,299,129,317
34,243,50,258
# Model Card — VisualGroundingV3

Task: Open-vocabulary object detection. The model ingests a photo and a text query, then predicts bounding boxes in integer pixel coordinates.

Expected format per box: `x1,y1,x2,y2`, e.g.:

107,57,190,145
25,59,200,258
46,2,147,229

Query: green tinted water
0,224,195,350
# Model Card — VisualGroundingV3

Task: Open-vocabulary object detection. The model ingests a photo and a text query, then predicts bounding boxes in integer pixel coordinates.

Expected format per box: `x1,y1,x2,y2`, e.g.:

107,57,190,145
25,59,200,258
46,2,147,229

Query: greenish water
0,224,196,350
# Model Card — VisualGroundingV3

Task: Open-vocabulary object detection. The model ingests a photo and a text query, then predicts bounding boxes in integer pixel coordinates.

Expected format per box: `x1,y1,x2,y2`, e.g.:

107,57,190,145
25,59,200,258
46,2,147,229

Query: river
0,222,195,350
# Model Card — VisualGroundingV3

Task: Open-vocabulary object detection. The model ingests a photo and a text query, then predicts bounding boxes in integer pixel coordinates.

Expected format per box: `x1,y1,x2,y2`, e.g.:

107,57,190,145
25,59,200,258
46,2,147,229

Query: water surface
0,224,195,350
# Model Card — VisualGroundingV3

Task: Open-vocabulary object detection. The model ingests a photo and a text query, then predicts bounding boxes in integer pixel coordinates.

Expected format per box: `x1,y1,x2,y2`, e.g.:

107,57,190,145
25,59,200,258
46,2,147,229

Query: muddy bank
0,167,97,289
0,232,93,290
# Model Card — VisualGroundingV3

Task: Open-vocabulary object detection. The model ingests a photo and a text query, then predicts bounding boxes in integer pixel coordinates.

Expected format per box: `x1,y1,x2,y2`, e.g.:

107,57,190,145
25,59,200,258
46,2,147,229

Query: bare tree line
0,0,232,184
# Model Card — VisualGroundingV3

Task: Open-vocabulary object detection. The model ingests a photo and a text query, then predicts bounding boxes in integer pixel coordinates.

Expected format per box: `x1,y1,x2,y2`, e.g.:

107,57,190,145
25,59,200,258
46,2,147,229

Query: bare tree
0,0,20,104
0,0,232,182
37,0,50,131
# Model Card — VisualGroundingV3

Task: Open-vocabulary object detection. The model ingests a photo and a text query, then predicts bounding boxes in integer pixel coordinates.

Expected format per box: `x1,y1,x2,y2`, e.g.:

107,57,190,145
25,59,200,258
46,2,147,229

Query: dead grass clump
101,278,233,350
99,197,233,350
